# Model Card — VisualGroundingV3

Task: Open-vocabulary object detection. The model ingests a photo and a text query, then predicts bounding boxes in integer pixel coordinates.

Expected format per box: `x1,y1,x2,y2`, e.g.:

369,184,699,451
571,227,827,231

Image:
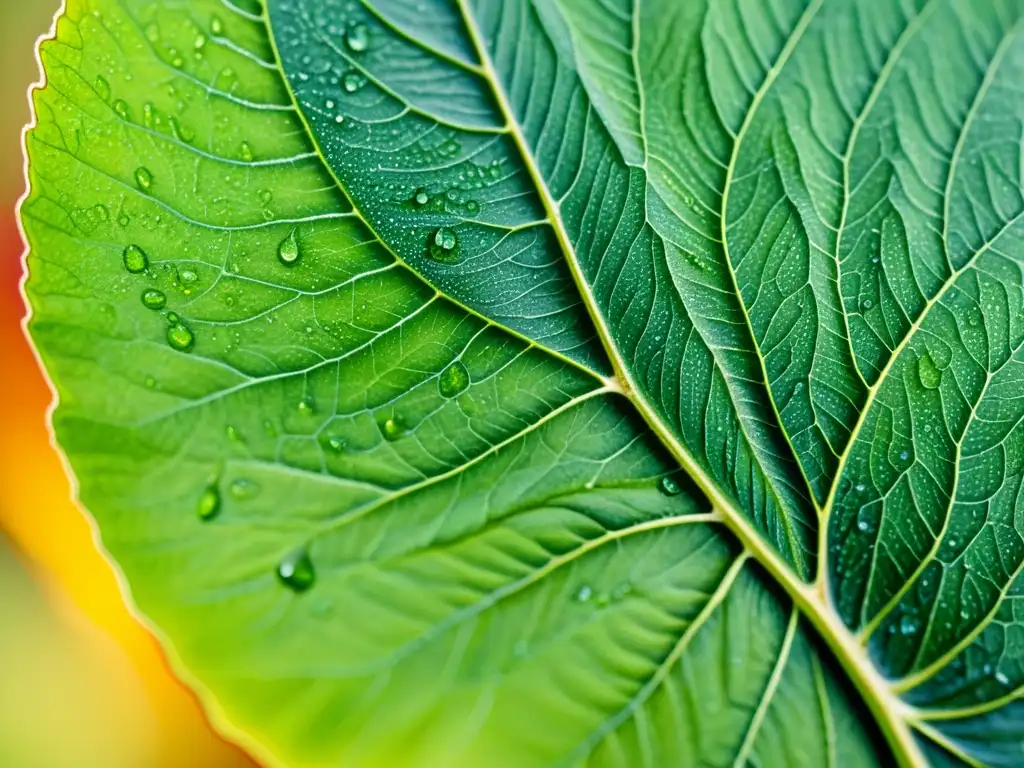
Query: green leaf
20,0,1024,766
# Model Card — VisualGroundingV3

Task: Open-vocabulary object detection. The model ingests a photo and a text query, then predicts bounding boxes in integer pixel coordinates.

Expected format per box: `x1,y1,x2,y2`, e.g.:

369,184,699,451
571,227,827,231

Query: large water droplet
277,548,315,592
167,321,195,352
196,485,220,521
918,353,941,390
345,23,370,52
658,476,682,496
141,288,166,310
438,360,470,398
413,188,430,206
135,167,153,191
278,227,300,265
113,100,130,120
123,245,148,273
95,76,111,102
380,416,405,441
428,227,460,263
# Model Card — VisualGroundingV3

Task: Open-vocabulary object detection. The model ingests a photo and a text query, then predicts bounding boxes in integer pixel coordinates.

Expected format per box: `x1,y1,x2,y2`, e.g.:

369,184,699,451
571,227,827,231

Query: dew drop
179,269,198,286
341,71,366,93
327,436,345,452
899,450,910,462
141,288,166,310
135,167,153,191
996,670,1011,685
277,548,316,592
345,23,370,52
860,298,874,311
211,16,224,35
428,227,460,263
465,200,480,215
95,76,111,102
240,141,254,163
856,507,874,533
297,396,315,415
229,478,260,500
380,416,405,441
918,353,942,390
113,100,130,120
278,227,300,265
196,485,220,521
658,476,682,496
576,585,593,602
438,360,470,398
167,321,195,352
899,615,917,635
123,245,148,273
413,188,429,206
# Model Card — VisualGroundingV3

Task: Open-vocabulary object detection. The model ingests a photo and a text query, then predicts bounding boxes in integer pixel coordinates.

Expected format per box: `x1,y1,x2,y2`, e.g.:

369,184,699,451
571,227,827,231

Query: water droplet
179,269,198,286
899,450,910,462
899,615,917,635
95,76,111,102
211,16,224,35
278,227,300,265
341,71,366,93
113,100,130,120
327,436,345,452
658,476,682,496
860,298,874,311
465,200,480,214
428,227,460,263
380,416,405,441
167,321,195,352
118,212,131,228
135,167,153,191
413,188,429,206
576,585,592,602
438,361,470,398
918,353,941,390
196,485,220,520
91,204,109,222
277,548,315,592
123,245,148,273
141,288,166,310
855,483,866,492
229,478,260,500
240,141,254,163
345,23,370,53
856,507,874,533
297,396,314,415
259,189,274,205
996,671,1010,685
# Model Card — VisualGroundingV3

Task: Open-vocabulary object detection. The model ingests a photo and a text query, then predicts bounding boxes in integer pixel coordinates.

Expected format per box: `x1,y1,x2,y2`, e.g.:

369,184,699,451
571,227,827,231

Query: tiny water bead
278,227,301,265
135,167,153,191
345,23,370,52
141,288,166,310
229,478,260,500
113,99,130,119
341,71,366,93
277,548,316,592
413,188,430,206
438,360,470,398
917,353,942,390
576,585,593,602
465,200,480,215
167,320,195,352
196,485,220,521
428,227,460,263
658,475,682,496
123,245,148,273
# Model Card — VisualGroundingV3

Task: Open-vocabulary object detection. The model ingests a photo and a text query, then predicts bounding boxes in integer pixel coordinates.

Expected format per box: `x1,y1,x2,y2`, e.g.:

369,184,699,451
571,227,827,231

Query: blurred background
0,5,259,767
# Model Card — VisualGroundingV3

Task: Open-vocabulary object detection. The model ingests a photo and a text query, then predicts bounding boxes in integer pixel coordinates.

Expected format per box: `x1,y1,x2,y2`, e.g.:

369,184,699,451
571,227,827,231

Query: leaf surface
20,0,1024,765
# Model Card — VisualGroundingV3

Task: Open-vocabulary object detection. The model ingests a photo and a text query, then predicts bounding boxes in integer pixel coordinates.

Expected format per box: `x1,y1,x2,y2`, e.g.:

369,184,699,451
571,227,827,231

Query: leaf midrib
258,0,927,763
449,1,927,766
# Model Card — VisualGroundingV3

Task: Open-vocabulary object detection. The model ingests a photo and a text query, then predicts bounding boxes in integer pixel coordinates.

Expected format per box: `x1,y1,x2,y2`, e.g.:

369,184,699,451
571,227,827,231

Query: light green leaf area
19,0,1024,766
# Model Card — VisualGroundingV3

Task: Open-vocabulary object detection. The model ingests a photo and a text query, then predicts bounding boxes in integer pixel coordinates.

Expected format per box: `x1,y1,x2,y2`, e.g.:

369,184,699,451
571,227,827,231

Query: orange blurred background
0,5,259,766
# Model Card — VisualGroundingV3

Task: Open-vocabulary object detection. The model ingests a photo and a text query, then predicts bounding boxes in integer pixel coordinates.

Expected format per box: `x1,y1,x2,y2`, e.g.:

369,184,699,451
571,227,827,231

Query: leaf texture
19,0,1024,766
